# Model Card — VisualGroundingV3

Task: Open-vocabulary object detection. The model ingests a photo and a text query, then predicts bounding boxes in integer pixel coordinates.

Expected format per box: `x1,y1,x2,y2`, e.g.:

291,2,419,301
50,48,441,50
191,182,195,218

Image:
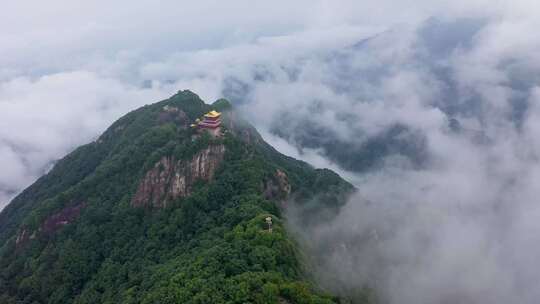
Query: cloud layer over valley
2,1,540,303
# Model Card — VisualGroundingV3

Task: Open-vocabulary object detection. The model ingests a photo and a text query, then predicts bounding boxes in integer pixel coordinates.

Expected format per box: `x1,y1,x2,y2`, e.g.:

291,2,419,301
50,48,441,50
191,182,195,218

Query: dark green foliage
212,98,233,112
0,91,354,304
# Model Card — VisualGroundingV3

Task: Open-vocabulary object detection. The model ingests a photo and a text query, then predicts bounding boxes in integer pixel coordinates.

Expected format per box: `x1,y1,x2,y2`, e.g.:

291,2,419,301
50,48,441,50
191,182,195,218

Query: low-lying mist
282,67,540,304
240,15,540,304
287,127,540,303
3,2,540,302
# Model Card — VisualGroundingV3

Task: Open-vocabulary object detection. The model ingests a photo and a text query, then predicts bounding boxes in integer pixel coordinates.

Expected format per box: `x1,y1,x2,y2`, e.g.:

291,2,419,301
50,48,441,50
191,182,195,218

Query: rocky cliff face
15,202,86,247
222,111,263,145
131,144,226,208
263,169,292,205
158,106,189,127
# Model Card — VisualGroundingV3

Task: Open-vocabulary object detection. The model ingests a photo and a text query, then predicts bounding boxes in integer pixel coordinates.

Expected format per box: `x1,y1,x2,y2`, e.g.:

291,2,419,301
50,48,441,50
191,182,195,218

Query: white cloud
2,1,540,303
0,71,175,206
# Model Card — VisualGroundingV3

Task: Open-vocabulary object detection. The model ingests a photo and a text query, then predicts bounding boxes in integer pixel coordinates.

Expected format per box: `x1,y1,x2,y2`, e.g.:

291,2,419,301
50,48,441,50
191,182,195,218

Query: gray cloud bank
2,1,540,303
280,6,540,304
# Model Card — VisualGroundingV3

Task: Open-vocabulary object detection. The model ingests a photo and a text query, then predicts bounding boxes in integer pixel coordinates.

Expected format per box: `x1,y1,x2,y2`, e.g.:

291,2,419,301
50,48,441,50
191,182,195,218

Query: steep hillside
0,90,354,304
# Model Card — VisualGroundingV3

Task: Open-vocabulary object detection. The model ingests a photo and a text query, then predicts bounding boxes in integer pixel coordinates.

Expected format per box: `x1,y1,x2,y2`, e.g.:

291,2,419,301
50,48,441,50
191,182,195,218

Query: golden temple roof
204,110,221,118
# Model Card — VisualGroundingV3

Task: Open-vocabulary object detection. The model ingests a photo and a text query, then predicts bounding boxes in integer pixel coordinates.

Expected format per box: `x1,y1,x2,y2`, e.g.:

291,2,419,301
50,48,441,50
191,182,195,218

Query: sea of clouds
2,1,540,302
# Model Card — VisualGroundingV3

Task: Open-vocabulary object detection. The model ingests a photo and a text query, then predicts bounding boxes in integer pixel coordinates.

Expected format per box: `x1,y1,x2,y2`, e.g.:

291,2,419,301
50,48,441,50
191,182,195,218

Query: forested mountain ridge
0,90,355,304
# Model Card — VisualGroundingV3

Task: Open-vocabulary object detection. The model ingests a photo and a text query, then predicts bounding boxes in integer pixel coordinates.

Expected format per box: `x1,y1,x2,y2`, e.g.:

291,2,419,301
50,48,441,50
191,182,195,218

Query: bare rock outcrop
158,106,189,127
42,203,86,234
131,144,226,208
15,228,31,247
222,111,263,145
15,202,85,248
263,169,292,204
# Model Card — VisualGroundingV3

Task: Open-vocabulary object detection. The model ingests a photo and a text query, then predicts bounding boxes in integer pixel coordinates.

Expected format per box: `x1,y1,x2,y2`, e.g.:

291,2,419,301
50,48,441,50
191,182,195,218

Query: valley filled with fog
2,1,540,302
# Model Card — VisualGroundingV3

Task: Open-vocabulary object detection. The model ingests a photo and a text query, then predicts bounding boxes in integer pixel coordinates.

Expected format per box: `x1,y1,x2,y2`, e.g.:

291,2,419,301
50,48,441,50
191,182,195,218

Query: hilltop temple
192,110,222,136
199,110,221,128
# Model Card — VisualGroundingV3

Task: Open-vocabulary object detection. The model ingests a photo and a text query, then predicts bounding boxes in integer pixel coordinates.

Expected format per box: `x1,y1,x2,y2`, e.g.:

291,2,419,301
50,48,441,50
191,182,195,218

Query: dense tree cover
0,90,356,303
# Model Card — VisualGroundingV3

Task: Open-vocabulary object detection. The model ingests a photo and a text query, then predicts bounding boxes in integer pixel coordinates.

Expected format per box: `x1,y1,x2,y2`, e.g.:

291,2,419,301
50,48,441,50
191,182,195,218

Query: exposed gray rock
131,144,226,208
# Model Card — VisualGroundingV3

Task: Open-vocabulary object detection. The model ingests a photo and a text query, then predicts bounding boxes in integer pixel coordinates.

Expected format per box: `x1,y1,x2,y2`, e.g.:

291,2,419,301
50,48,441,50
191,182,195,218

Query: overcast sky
0,0,521,207
3,1,540,303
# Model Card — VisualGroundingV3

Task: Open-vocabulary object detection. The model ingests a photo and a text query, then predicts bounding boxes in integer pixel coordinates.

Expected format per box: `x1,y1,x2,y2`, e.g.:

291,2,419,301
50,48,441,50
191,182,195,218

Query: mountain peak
0,91,353,304
212,98,233,112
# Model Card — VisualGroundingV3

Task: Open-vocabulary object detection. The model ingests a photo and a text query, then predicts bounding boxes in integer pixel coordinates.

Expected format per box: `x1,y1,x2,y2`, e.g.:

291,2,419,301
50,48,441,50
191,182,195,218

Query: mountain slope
0,90,354,304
